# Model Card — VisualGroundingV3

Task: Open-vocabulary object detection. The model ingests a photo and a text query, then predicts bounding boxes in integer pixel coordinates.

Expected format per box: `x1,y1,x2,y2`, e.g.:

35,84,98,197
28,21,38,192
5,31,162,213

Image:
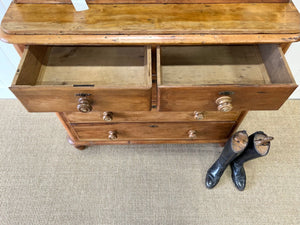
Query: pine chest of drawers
1,0,299,149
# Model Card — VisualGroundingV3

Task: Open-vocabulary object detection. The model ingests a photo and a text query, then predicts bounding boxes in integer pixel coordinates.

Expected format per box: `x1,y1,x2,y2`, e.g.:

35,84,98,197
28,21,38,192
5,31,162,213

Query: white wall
286,0,300,99
286,49,300,99
0,1,300,99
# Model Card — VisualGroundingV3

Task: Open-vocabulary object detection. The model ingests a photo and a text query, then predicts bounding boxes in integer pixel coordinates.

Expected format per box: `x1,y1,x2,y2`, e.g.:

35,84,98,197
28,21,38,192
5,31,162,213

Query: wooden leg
67,136,87,150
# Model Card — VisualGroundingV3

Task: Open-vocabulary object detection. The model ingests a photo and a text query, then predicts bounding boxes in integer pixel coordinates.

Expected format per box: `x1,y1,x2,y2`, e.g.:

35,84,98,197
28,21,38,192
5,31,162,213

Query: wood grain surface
10,45,152,112
65,137,230,146
2,3,300,35
35,46,149,87
157,44,297,111
71,121,235,141
157,85,297,111
1,30,300,45
63,111,241,123
159,46,271,86
10,85,153,112
14,0,290,3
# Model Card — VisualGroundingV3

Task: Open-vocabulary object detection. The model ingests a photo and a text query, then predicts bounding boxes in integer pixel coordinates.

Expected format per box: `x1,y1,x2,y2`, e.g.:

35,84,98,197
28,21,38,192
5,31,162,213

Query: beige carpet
0,99,299,225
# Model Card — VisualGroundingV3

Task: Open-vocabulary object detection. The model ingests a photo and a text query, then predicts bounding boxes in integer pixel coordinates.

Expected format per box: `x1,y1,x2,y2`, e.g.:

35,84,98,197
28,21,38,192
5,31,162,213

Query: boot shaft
219,130,248,164
218,130,249,166
235,131,273,165
205,130,248,189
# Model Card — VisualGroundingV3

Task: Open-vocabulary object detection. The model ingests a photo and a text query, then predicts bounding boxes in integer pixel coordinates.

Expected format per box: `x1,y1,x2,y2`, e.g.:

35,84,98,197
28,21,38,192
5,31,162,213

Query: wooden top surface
2,3,300,35
13,0,290,3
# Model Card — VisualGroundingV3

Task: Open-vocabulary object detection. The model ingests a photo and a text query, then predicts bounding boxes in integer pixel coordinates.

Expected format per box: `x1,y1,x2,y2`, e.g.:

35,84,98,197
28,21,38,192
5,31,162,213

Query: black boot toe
205,173,218,189
235,179,246,191
231,163,246,191
233,173,246,191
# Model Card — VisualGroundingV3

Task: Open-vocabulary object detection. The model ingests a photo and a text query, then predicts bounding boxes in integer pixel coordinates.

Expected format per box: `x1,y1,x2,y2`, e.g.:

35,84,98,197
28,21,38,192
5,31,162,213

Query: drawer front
157,45,297,112
72,122,235,141
64,111,241,123
157,85,295,112
10,45,152,112
11,87,151,112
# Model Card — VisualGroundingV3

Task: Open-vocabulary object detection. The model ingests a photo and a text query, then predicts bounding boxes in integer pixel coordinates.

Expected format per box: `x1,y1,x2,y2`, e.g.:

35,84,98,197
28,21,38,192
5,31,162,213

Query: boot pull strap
254,136,274,146
254,134,273,156
232,130,248,153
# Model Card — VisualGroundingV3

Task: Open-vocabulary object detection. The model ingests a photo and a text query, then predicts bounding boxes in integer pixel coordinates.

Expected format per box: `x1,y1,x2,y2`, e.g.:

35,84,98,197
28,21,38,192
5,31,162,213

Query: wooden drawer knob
188,130,197,139
216,96,233,112
108,131,117,140
103,112,113,121
194,111,204,120
77,97,92,113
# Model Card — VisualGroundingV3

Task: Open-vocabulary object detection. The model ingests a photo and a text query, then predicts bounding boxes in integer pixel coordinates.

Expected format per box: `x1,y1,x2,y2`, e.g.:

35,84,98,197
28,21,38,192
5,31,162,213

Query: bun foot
74,145,87,150
67,136,87,150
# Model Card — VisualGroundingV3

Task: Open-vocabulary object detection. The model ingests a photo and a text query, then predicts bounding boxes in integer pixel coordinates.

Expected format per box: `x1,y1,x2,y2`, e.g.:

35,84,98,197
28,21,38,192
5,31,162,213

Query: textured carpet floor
0,99,299,225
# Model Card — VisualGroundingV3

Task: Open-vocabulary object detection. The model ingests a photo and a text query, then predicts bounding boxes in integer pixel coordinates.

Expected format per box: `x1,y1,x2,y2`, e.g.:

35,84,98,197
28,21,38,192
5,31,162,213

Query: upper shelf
1,3,300,45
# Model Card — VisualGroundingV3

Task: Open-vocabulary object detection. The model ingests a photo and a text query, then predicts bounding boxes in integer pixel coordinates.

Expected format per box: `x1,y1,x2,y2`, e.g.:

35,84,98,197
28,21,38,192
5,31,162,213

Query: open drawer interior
14,45,151,88
157,45,295,86
10,45,152,112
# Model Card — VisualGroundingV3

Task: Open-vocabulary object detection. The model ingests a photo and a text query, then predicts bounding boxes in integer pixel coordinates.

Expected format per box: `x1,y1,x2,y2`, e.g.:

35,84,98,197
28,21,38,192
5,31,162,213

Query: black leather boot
205,130,248,189
230,131,273,191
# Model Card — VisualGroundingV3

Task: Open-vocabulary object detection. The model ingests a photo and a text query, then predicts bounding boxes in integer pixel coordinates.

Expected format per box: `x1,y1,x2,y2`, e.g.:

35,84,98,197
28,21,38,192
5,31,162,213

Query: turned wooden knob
216,96,233,112
77,97,92,113
108,131,117,140
188,130,197,139
194,111,204,120
103,112,113,121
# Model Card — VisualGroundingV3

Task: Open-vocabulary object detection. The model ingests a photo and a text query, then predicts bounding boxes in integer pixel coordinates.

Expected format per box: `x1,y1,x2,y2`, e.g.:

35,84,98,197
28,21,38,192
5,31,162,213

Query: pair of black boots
205,130,273,191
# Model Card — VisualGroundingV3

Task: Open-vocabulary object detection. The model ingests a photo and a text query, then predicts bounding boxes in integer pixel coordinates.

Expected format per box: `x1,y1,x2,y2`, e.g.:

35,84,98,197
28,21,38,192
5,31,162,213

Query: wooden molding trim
1,30,300,45
14,0,291,4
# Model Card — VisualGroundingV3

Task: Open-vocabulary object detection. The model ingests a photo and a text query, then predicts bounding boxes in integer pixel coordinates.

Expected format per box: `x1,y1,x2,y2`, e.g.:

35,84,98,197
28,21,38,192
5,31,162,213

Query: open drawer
157,45,297,112
10,45,152,112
